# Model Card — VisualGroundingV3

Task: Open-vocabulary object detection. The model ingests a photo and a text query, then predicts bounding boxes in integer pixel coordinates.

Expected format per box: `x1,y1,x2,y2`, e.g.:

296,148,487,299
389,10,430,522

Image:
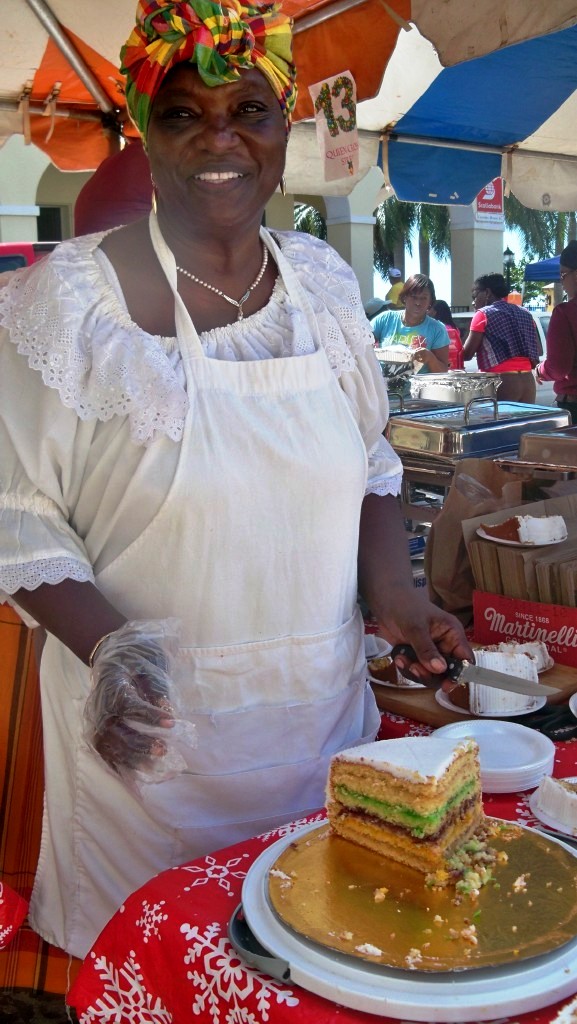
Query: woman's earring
151,177,158,213
280,175,287,198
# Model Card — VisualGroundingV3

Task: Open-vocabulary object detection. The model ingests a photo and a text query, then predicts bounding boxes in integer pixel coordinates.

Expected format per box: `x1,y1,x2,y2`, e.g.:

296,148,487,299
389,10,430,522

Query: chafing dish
386,402,571,462
409,371,501,412
517,426,577,467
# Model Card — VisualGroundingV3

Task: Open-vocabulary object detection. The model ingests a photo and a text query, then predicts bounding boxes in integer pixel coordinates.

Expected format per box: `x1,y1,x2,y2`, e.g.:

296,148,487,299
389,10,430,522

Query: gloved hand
84,619,194,780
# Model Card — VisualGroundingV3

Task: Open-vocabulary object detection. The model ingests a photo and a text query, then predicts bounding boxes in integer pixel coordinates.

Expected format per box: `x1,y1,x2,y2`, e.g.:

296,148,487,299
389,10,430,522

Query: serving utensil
391,644,560,696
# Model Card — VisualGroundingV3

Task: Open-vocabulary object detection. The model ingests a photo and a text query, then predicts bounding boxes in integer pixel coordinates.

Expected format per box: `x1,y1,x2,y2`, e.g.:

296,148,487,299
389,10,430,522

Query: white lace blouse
0,228,402,602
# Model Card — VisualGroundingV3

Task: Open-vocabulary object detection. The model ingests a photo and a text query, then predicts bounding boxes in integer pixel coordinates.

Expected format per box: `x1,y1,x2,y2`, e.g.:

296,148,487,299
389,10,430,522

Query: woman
0,0,471,958
372,274,450,374
463,273,539,402
536,240,577,421
431,299,464,370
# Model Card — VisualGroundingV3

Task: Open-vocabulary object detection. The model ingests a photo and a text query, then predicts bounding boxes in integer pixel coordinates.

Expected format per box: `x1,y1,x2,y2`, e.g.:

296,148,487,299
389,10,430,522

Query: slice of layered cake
326,737,483,875
533,775,577,835
447,647,542,715
480,513,567,545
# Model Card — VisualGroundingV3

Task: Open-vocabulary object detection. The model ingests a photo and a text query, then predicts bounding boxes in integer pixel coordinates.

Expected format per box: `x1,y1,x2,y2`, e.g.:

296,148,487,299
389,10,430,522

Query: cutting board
371,662,577,728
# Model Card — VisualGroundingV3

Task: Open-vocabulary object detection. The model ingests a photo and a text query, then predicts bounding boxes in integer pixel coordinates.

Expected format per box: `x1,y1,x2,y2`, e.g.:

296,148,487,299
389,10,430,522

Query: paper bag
424,459,523,624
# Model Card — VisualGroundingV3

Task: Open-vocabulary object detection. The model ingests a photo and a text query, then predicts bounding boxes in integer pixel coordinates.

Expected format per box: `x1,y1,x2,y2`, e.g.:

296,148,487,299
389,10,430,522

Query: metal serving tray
518,426,577,466
385,402,570,460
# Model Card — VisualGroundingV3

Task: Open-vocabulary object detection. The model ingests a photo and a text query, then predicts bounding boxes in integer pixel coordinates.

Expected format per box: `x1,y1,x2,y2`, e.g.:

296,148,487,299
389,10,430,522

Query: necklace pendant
237,308,244,321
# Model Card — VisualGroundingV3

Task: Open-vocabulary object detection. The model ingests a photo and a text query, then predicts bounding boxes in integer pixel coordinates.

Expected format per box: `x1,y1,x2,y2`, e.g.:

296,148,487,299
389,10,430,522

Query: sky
373,227,525,305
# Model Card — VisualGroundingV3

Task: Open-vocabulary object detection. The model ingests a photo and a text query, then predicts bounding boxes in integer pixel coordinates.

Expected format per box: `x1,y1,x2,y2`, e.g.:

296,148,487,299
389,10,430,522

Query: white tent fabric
2,1,577,208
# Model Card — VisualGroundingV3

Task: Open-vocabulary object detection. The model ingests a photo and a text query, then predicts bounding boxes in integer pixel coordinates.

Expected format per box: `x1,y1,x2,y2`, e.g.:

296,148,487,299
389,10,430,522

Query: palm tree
374,197,450,281
293,202,326,240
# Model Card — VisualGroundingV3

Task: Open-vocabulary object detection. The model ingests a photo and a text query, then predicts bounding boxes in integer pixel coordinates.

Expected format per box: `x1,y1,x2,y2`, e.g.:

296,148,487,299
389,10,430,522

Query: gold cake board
238,821,577,1022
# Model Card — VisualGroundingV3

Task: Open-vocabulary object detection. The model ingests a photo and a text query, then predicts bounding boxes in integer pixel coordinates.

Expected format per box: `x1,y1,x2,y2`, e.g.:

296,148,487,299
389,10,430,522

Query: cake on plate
533,775,577,835
480,513,567,545
447,648,542,715
326,737,483,875
482,640,553,673
367,654,403,685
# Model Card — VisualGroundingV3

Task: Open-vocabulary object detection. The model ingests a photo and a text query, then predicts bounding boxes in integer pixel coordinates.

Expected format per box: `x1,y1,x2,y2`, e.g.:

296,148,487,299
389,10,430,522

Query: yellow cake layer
329,804,482,874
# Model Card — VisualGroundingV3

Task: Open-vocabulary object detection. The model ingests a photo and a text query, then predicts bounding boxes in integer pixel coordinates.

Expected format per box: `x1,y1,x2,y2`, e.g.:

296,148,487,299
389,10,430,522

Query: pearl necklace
176,244,269,321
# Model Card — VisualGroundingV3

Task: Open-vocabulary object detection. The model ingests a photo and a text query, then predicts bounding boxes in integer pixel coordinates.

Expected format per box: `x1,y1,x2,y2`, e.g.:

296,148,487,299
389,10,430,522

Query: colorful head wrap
121,1,297,139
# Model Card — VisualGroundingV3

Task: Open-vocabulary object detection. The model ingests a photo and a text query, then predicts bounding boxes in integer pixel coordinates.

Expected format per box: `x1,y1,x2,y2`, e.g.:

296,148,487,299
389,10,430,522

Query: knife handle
391,644,464,682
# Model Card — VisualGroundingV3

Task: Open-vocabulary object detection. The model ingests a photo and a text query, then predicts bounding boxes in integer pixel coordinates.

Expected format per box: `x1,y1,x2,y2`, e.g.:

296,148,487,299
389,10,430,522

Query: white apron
29,217,380,957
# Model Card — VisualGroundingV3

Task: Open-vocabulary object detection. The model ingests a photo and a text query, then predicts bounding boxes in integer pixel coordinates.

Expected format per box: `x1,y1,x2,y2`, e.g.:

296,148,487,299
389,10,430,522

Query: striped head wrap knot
121,1,297,139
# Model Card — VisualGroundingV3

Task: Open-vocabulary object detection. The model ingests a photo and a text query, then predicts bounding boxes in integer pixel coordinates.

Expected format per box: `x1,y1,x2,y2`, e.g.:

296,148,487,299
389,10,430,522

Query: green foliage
293,202,327,240
373,197,450,278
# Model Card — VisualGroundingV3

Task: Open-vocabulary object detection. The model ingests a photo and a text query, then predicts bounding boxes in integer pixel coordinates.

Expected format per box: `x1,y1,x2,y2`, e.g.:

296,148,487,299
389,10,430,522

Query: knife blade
390,645,560,696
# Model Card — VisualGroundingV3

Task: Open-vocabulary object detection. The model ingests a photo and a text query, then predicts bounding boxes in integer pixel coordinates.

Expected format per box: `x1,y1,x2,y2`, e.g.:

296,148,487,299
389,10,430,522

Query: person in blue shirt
372,273,449,375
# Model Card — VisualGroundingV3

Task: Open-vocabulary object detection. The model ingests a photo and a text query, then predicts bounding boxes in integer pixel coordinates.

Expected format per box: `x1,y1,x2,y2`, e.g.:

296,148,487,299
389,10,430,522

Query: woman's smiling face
146,65,287,234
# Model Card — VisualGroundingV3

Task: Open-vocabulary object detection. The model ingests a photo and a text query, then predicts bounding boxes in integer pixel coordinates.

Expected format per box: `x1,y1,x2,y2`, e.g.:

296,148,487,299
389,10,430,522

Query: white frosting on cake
517,514,567,544
534,775,577,834
331,737,477,784
485,641,552,673
468,649,541,714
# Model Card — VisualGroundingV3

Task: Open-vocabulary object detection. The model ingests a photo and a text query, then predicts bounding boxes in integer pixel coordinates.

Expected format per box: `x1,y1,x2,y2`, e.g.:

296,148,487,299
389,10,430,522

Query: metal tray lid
518,425,577,465
388,402,562,430
385,403,571,459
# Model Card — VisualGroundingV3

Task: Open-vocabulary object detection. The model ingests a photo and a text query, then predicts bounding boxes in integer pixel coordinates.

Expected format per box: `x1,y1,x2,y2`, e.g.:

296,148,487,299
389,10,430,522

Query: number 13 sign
309,71,359,182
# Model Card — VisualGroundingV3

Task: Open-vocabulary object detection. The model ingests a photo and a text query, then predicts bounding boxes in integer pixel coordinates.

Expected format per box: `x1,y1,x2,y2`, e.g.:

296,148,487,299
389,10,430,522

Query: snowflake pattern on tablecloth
256,811,326,845
180,852,251,897
79,950,172,1023
383,712,432,736
136,900,169,943
180,921,299,1023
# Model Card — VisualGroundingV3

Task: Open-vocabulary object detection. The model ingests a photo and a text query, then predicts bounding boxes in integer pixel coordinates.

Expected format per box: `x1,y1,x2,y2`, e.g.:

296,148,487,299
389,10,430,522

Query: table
68,713,577,1024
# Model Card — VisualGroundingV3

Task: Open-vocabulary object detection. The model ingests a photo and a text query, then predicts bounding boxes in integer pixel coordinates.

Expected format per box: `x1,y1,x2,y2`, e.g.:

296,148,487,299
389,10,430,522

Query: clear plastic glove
84,619,196,783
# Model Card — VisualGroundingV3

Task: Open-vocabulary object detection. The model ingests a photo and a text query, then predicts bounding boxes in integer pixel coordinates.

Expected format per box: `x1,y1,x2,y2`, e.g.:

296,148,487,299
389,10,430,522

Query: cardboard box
473,589,577,668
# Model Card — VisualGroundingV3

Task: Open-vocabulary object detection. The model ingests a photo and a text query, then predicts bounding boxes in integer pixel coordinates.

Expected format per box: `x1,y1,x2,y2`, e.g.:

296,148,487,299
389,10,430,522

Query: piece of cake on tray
533,775,577,836
326,737,483,876
447,647,543,715
480,513,567,545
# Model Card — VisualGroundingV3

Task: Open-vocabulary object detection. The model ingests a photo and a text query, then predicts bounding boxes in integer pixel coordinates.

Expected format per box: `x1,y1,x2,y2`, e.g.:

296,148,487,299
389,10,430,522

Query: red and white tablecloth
68,714,577,1024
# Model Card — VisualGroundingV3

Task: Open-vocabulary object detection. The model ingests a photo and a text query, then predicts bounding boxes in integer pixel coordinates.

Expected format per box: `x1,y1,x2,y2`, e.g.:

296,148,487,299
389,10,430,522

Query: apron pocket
137,683,379,827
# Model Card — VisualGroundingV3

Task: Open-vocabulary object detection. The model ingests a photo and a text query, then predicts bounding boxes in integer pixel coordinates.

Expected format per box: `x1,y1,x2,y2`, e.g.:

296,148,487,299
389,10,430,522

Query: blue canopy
378,23,577,206
524,256,561,282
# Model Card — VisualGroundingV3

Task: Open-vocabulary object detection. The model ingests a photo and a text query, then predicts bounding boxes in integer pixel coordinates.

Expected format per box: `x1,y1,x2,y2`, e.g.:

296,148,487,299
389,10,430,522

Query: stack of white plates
435,719,555,793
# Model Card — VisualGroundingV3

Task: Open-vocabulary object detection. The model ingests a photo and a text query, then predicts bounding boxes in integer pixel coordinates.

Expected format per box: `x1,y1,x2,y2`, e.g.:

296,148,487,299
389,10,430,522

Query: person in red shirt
536,240,577,423
431,300,464,369
463,273,539,402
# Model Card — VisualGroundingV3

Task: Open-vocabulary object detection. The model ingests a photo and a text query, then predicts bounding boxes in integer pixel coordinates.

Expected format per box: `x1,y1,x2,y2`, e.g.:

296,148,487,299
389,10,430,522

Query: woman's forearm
357,492,415,620
13,580,126,665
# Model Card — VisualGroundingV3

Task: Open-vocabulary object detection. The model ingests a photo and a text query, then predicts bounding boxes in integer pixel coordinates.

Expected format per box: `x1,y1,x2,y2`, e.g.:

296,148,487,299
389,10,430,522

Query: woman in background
536,240,577,421
463,273,538,402
431,299,464,370
372,273,449,374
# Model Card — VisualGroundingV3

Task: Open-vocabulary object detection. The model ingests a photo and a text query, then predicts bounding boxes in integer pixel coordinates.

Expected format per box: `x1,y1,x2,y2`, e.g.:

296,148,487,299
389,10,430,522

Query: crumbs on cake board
425,819,517,899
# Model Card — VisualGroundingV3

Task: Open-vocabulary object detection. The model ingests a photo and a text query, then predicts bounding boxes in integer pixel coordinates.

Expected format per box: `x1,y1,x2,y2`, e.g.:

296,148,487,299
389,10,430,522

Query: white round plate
434,718,555,775
476,526,567,547
364,635,391,659
435,688,546,718
530,782,577,840
240,821,577,1022
570,693,577,719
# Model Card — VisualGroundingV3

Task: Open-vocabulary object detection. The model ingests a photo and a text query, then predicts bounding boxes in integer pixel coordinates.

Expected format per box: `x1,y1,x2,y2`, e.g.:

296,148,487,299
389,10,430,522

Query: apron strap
149,212,323,357
149,211,205,358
